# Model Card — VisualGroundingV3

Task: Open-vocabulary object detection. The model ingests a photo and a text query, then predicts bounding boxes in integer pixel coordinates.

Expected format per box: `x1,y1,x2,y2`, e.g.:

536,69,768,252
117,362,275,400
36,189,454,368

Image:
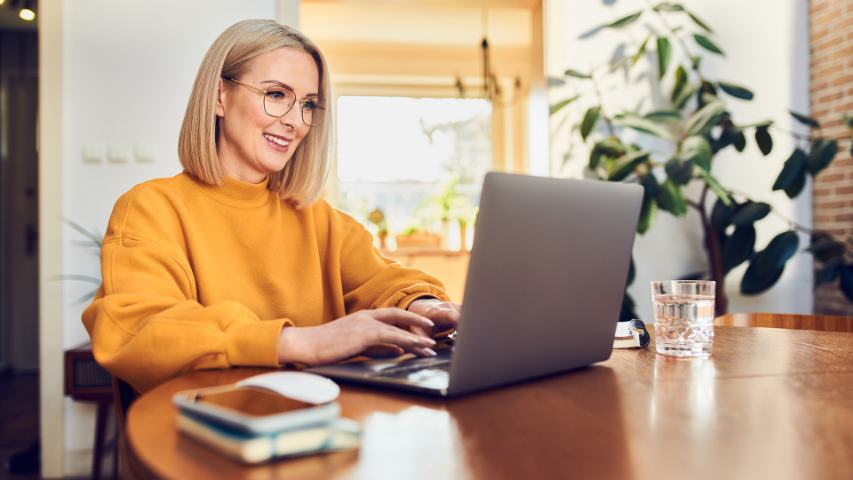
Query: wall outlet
81,144,104,164
106,144,131,164
135,144,156,164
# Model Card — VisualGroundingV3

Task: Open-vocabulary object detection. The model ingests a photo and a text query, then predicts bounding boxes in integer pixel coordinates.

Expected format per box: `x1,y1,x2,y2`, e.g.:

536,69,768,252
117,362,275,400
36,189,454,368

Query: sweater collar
195,173,273,208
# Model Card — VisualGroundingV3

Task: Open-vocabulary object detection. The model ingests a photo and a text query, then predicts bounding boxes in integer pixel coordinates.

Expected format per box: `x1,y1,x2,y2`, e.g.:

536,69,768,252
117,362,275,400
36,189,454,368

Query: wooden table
126,326,853,480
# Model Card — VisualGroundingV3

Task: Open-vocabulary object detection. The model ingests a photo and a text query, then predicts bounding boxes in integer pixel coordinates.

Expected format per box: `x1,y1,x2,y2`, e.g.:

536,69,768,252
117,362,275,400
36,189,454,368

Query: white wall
51,1,277,476
545,0,812,321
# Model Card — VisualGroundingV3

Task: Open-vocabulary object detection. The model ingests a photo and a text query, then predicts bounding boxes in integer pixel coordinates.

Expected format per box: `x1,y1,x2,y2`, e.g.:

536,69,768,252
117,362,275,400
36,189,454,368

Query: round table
127,326,853,480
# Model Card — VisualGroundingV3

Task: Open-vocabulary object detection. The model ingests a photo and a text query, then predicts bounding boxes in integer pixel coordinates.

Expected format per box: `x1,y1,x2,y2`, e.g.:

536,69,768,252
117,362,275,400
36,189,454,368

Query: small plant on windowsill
367,208,389,249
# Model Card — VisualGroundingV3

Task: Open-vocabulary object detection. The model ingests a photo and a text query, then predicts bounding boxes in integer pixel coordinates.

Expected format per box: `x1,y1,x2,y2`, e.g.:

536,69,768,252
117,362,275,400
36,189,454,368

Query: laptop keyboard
376,357,450,378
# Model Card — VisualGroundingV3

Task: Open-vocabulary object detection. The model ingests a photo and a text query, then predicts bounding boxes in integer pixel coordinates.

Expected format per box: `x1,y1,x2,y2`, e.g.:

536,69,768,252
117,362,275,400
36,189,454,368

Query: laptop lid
446,172,642,396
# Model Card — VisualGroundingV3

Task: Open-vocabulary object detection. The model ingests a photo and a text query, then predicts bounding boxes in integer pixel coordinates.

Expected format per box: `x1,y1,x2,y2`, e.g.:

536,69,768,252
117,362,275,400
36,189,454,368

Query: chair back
715,313,853,332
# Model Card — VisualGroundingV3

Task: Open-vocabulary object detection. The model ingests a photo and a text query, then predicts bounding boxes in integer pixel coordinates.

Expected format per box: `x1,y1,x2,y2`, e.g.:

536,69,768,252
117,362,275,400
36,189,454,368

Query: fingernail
424,319,435,327
423,337,436,345
425,348,437,356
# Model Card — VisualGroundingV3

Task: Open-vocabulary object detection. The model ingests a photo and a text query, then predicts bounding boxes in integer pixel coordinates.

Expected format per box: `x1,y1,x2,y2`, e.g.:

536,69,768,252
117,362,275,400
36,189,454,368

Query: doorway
0,8,40,478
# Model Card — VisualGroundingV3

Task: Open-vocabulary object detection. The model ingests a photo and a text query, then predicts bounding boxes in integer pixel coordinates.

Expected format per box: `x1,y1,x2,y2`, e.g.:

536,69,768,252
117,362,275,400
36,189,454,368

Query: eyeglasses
223,77,323,127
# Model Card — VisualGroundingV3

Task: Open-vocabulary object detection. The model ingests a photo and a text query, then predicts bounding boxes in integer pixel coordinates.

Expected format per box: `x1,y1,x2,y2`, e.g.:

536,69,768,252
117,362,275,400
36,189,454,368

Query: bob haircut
178,19,333,208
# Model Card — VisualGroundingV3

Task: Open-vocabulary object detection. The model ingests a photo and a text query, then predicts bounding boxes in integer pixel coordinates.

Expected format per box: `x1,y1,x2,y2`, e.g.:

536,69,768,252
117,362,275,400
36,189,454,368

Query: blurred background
0,0,850,477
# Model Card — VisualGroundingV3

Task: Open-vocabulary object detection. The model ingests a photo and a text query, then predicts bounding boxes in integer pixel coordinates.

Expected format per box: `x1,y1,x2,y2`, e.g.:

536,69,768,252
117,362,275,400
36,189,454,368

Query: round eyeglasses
223,77,323,127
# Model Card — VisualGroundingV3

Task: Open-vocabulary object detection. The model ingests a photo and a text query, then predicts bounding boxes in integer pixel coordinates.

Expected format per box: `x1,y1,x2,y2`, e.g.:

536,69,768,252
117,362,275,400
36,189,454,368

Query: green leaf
644,110,682,123
564,69,592,79
594,137,627,156
733,130,747,152
671,65,687,103
638,174,659,234
653,2,684,12
682,135,712,170
673,82,699,109
698,170,732,206
656,36,671,79
841,265,853,302
772,148,808,198
806,139,839,176
606,11,643,29
755,125,773,155
665,158,694,185
637,195,657,234
580,106,601,141
844,113,853,129
631,35,651,66
789,110,820,129
656,179,687,216
613,114,675,140
722,225,756,273
731,201,771,226
685,100,725,136
608,150,651,181
741,231,800,295
693,33,724,55
711,198,735,230
686,10,713,33
718,82,754,100
807,236,846,263
549,95,580,115
814,257,842,287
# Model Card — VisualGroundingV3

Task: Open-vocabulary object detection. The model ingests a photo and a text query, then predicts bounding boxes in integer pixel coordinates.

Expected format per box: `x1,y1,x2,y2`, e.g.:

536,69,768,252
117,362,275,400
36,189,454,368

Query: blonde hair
178,19,333,208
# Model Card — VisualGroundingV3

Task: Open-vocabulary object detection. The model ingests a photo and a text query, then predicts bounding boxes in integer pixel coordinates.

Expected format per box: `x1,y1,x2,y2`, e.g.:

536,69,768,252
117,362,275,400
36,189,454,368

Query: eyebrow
259,80,319,98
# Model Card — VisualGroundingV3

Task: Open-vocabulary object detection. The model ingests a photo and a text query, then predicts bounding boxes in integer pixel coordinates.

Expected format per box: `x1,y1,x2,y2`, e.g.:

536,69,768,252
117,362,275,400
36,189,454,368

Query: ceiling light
19,7,35,21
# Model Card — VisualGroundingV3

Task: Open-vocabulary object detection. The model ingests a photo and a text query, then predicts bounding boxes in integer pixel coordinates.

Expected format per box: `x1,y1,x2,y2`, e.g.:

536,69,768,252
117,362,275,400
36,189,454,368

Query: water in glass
653,293,714,357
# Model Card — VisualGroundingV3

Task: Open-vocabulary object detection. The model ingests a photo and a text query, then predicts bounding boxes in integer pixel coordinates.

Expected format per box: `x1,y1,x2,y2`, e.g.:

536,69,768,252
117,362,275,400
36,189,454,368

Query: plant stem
690,183,728,315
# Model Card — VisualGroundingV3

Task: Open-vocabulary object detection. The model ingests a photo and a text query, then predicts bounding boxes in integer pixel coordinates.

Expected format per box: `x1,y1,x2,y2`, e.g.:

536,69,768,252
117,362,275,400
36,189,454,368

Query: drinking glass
651,280,715,357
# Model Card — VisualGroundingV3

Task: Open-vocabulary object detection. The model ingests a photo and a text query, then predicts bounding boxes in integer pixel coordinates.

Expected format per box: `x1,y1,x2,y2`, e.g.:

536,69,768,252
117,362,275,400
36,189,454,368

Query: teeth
264,134,289,147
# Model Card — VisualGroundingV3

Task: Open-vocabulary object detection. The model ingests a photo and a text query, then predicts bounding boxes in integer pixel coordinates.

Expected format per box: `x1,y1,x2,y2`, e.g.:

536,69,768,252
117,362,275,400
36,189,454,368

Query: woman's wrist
278,326,305,365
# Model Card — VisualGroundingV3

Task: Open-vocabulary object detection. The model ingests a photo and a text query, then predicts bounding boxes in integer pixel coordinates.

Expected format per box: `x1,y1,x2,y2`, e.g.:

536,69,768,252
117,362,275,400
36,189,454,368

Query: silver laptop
307,172,642,397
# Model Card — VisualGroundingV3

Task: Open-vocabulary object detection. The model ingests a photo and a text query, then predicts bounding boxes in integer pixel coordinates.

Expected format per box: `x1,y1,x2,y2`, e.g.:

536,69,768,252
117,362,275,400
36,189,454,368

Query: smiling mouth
263,133,291,151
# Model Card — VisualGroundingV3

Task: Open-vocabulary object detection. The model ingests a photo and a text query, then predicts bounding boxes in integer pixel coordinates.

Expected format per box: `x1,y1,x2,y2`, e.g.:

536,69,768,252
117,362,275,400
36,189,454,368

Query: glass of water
651,280,716,357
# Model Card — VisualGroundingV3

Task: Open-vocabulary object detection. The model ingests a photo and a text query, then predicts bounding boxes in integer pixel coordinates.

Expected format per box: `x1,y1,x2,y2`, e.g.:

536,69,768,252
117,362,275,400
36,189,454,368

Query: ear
215,77,226,118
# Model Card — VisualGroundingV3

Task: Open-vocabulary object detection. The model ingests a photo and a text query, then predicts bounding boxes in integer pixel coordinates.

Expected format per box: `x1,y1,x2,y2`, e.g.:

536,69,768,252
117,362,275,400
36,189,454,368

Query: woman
82,19,460,393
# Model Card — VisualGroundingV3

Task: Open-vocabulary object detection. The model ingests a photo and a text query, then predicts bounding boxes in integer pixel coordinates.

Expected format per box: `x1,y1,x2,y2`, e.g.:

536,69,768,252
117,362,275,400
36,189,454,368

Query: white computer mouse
236,371,341,404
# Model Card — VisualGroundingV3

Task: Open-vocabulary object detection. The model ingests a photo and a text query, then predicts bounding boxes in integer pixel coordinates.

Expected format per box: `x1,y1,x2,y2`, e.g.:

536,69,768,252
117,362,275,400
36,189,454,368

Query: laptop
307,172,643,397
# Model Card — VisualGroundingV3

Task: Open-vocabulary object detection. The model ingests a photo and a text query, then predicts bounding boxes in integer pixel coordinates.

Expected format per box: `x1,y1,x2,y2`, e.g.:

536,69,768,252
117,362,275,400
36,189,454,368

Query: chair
714,313,853,332
112,377,139,479
64,343,116,480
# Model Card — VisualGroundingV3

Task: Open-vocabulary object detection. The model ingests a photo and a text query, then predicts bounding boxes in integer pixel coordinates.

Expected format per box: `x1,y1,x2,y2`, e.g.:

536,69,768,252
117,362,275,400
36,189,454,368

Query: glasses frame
223,77,323,127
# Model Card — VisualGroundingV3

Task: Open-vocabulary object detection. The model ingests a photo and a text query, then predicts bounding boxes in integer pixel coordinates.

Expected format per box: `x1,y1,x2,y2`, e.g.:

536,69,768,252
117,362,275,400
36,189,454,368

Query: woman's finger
371,308,435,329
376,326,436,349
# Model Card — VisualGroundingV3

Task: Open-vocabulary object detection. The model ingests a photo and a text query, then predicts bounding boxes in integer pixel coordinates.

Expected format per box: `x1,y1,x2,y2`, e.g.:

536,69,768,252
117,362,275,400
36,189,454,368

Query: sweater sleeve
333,207,451,312
81,188,290,393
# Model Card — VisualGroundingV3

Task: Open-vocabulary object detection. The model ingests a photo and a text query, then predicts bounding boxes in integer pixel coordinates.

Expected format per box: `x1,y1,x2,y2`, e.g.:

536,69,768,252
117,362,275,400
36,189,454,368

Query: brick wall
810,0,853,315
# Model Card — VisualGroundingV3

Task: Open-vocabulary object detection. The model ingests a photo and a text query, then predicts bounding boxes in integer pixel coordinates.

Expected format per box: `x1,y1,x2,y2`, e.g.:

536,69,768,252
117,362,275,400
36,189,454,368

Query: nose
279,103,300,129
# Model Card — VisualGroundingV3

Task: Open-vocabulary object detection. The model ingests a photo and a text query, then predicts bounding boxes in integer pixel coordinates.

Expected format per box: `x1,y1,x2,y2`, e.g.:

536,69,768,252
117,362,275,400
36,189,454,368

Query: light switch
107,144,132,164
82,144,104,164
135,144,157,164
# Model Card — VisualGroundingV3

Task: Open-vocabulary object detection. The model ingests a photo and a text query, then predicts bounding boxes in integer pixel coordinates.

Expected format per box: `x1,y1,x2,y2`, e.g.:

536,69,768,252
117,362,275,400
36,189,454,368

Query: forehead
245,47,320,96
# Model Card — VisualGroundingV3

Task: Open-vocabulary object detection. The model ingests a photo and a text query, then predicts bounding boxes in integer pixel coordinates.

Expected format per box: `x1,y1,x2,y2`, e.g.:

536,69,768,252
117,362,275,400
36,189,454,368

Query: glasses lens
301,99,323,127
263,87,296,117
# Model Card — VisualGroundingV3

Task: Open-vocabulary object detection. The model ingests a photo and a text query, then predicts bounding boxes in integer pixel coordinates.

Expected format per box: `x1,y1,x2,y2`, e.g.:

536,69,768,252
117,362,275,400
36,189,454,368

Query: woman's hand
277,308,438,365
406,298,461,339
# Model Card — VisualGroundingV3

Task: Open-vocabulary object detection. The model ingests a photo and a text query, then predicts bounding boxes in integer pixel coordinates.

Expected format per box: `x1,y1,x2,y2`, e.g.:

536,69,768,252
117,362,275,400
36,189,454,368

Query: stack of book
172,372,361,464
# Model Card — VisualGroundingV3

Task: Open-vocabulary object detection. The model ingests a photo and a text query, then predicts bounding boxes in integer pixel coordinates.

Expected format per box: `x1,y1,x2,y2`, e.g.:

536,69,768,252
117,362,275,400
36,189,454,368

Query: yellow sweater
82,173,449,392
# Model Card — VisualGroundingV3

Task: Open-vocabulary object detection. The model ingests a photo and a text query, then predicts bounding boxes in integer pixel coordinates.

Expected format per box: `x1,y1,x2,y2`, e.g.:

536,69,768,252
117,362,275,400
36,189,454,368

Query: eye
265,89,291,102
303,99,319,111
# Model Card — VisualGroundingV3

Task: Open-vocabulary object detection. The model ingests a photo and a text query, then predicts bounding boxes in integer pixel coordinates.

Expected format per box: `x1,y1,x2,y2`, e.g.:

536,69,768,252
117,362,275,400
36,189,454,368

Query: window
336,95,492,249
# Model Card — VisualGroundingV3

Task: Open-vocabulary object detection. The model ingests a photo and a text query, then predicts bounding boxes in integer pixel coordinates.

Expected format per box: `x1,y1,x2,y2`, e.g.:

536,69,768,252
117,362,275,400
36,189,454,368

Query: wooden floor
0,372,40,479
